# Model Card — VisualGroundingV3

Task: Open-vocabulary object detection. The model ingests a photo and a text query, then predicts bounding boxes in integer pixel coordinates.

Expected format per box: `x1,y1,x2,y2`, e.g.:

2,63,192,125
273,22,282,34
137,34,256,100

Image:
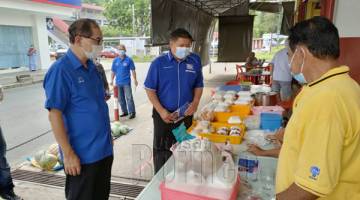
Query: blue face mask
119,50,126,56
289,48,307,84
175,47,190,60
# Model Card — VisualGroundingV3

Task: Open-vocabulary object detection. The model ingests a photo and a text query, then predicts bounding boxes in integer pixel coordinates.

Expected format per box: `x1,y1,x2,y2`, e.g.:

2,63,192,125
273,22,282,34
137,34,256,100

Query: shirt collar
308,66,350,87
66,49,95,71
119,55,127,61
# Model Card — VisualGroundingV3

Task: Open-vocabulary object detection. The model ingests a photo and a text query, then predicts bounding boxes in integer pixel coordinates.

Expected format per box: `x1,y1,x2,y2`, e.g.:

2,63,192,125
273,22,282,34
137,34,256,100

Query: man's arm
110,72,115,85
145,89,175,123
131,70,138,87
247,144,280,158
185,88,203,116
48,109,81,176
277,183,319,200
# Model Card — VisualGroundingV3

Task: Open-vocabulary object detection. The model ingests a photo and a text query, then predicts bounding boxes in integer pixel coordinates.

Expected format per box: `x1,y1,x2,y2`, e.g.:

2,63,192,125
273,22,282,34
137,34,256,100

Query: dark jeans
152,109,193,174
0,126,14,194
118,85,135,114
65,155,113,200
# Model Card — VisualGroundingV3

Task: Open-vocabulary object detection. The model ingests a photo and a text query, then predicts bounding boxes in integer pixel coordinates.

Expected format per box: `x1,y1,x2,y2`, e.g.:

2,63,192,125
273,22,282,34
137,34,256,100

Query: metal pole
113,85,119,121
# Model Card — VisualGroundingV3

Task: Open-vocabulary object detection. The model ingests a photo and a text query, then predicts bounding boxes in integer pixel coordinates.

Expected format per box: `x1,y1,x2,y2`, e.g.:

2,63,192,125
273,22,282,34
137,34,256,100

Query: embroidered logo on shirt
78,77,85,84
123,62,128,67
186,64,194,70
309,166,320,180
185,70,196,74
163,65,174,69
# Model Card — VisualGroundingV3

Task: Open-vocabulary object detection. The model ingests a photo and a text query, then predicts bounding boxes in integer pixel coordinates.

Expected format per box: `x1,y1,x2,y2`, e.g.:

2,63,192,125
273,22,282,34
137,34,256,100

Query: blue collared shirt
144,52,204,112
111,56,135,86
43,49,113,164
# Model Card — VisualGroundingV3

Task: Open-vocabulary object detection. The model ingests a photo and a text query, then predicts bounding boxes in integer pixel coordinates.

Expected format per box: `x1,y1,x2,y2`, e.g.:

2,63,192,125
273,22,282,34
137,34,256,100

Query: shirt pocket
72,75,100,111
160,66,177,85
184,69,197,86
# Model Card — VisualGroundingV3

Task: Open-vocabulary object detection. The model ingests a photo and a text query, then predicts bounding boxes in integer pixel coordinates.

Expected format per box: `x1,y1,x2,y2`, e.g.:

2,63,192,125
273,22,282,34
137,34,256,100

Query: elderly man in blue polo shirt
43,19,113,200
144,28,204,173
110,44,138,119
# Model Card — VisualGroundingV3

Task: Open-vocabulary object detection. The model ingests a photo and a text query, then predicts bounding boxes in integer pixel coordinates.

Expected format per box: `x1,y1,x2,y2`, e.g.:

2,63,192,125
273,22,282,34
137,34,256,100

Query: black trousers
65,155,113,200
152,109,193,174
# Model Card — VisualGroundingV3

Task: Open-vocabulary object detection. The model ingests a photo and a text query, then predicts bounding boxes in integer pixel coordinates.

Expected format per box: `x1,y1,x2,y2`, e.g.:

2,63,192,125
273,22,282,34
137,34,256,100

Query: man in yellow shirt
276,16,360,200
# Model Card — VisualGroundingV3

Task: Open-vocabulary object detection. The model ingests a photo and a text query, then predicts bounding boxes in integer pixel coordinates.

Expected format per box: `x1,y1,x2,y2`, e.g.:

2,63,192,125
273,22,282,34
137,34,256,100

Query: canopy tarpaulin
218,15,254,62
281,1,295,35
151,0,215,65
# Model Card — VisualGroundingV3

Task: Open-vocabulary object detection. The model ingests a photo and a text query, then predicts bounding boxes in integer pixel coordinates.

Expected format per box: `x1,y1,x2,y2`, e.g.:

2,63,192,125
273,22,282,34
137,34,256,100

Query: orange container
188,122,246,144
214,103,252,122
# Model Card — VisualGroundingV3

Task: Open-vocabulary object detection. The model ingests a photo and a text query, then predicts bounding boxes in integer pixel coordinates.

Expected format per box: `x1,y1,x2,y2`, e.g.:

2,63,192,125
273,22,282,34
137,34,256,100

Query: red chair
235,64,247,82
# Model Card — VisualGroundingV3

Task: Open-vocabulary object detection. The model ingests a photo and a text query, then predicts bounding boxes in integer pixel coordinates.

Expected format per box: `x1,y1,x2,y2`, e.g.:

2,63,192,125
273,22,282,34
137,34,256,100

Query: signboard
31,0,81,8
46,18,54,31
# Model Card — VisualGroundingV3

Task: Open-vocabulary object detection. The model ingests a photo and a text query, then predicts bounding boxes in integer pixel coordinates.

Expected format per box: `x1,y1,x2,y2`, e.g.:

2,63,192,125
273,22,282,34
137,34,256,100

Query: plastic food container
160,176,240,200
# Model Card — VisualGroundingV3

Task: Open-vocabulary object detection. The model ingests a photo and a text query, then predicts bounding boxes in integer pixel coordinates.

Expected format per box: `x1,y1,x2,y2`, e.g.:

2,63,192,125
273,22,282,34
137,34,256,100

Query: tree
252,11,281,38
104,0,151,37
82,0,106,6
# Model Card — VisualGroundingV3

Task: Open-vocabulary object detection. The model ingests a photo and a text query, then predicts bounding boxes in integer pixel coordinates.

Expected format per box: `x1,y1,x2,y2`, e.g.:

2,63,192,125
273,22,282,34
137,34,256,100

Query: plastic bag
172,122,195,143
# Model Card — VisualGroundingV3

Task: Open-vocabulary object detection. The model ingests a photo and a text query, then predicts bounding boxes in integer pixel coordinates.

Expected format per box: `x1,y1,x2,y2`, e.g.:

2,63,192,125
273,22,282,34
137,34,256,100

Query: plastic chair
235,64,247,82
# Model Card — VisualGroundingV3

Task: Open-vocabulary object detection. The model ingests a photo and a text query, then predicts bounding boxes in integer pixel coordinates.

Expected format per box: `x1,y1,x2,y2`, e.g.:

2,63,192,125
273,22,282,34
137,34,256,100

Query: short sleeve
144,60,159,91
194,56,204,88
129,59,135,70
43,65,71,112
111,58,116,73
293,93,344,197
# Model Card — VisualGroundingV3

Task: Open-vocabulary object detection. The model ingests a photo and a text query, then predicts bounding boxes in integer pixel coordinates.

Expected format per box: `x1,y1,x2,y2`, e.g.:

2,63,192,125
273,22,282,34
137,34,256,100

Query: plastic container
252,106,285,116
230,104,251,116
215,104,252,122
160,176,240,200
188,122,246,144
260,113,282,131
201,122,245,144
244,115,261,130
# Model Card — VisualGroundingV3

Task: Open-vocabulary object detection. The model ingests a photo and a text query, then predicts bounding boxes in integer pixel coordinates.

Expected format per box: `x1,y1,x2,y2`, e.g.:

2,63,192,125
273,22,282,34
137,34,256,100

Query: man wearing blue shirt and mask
110,45,138,119
144,28,204,173
43,19,113,200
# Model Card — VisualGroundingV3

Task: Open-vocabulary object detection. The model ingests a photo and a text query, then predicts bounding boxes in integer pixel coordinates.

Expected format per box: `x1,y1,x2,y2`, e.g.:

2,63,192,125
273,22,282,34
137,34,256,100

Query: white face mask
175,47,191,60
83,45,103,60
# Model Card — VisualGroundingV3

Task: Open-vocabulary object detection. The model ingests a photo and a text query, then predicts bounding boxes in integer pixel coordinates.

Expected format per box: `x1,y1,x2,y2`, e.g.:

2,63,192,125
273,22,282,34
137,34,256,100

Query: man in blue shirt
110,44,138,119
43,19,113,200
144,28,204,173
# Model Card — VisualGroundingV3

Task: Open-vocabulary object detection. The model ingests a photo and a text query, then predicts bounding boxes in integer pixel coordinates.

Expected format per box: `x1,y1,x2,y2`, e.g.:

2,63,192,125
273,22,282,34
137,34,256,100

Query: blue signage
32,0,81,8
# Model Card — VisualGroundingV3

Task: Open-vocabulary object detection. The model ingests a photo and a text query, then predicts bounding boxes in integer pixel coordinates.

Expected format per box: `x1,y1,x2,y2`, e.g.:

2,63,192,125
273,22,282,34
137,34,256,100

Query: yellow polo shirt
276,66,360,199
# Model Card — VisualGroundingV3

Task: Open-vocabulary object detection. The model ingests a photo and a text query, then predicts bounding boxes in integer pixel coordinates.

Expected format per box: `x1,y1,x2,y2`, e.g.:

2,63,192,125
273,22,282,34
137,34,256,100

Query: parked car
100,46,119,58
55,48,68,60
49,48,57,58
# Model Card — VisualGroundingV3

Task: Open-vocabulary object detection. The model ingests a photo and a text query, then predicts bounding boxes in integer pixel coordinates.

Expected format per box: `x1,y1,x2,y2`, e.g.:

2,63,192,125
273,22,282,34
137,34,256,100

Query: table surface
136,142,278,200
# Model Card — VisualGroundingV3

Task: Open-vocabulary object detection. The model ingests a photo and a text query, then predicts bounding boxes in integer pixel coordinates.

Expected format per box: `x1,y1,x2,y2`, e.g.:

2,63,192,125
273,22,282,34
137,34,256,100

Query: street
0,61,151,166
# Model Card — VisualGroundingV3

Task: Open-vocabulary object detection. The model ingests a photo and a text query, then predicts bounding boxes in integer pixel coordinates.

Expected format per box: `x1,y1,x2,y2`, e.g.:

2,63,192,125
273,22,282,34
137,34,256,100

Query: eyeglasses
79,35,103,45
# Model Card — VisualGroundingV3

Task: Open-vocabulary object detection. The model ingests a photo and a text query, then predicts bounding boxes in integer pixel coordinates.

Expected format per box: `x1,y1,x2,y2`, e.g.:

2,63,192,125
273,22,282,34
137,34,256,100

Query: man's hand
63,149,81,176
247,144,265,156
185,101,199,116
159,109,176,124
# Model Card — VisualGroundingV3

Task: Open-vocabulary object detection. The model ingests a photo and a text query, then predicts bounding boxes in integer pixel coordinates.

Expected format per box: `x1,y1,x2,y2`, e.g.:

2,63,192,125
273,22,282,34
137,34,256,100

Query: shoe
0,190,23,200
120,113,128,117
128,113,136,119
